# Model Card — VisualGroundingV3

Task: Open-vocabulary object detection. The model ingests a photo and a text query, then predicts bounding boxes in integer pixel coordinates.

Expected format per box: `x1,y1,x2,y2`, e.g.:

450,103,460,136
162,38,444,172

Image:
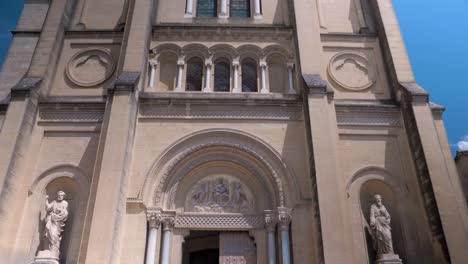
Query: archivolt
138,129,299,208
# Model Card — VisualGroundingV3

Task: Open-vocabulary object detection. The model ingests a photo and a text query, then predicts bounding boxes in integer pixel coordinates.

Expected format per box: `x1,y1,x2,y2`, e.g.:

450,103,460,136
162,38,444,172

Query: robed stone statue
369,194,402,264
34,191,69,263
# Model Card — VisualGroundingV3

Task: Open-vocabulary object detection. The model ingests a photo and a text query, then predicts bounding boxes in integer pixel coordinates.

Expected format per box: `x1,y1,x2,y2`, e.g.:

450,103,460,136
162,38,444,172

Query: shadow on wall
360,179,406,264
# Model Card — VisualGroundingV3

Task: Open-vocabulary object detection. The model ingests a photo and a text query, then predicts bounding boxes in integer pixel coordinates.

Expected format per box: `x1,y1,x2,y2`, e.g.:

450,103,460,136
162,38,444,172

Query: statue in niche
35,191,69,262
369,194,402,263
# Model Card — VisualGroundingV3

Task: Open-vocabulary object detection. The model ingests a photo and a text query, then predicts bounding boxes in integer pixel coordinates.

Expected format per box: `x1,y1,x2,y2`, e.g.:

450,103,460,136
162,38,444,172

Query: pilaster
84,0,154,262
400,82,468,263
303,74,352,263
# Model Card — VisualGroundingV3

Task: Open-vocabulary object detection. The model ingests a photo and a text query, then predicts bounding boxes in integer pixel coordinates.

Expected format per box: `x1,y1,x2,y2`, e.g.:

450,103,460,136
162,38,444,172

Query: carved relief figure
37,191,69,260
212,178,230,206
369,194,394,255
186,176,254,213
231,181,248,209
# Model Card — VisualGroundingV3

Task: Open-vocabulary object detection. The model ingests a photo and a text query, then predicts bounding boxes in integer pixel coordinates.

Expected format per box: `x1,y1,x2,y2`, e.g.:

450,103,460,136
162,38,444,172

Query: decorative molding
150,140,285,207
336,112,400,127
175,213,264,229
66,48,115,87
327,51,375,91
153,25,293,42
139,106,303,121
38,103,105,122
150,43,294,65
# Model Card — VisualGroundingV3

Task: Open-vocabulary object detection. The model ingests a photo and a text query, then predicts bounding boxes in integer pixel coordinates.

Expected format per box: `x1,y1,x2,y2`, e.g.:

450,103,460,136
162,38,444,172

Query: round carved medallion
327,51,375,91
66,48,115,87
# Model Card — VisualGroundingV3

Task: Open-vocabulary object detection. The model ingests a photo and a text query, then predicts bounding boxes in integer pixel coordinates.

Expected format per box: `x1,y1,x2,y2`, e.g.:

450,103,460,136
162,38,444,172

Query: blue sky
0,0,467,154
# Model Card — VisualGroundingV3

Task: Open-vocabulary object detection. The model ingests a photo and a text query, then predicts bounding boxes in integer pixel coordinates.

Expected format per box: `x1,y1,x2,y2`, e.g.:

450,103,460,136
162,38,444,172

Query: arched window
197,0,217,17
158,53,178,92
186,57,204,91
242,58,258,92
230,0,251,18
214,60,230,92
267,55,287,93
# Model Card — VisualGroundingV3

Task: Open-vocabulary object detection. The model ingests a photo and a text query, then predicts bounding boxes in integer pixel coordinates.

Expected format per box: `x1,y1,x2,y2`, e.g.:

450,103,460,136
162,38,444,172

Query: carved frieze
66,48,115,87
186,176,255,214
327,51,375,91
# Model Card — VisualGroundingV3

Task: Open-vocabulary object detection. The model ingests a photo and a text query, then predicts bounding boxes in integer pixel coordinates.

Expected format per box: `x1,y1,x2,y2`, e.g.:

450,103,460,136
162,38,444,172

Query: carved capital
147,210,162,229
162,214,176,231
177,57,185,66
264,210,277,232
277,207,292,230
149,60,158,68
287,63,295,70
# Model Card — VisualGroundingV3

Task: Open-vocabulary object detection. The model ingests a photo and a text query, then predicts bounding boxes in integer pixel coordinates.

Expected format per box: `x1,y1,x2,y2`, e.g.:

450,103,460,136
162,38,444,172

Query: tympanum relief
328,51,375,91
185,176,255,213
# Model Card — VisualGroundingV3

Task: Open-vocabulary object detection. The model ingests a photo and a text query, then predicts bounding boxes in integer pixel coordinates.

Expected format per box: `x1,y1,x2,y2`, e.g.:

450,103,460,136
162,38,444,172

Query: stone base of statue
375,253,403,264
31,250,60,264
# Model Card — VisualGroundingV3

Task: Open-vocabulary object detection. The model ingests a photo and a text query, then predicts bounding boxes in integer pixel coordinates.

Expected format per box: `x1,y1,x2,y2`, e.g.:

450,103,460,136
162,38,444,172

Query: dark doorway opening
182,231,219,264
190,248,219,264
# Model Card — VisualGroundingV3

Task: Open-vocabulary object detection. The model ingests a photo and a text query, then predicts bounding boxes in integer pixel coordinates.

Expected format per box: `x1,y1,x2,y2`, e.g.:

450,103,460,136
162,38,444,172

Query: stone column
185,0,194,17
254,0,262,18
232,60,240,93
145,211,162,264
160,215,175,264
148,60,157,91
265,210,277,264
203,60,212,92
219,0,228,18
175,58,184,92
287,63,295,94
260,61,268,93
278,207,292,264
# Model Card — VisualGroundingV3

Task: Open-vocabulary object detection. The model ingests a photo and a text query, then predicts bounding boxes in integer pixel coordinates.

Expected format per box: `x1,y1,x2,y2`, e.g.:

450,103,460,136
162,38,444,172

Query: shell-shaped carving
66,48,115,87
327,51,375,91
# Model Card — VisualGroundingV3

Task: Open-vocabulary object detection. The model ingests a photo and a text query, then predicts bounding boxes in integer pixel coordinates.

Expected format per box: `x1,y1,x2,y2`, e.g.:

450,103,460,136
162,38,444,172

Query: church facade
0,0,467,263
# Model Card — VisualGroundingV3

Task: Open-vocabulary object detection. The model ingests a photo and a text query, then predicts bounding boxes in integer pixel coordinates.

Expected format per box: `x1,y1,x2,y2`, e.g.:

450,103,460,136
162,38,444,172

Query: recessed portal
182,230,256,264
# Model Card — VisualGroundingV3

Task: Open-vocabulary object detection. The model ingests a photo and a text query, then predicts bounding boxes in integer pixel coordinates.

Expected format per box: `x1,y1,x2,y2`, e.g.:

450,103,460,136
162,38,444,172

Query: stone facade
0,0,467,264
456,151,468,204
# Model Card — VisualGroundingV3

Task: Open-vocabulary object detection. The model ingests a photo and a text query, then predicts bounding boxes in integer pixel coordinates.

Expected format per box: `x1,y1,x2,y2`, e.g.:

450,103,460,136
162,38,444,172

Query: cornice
153,24,293,41
38,101,106,123
139,92,302,121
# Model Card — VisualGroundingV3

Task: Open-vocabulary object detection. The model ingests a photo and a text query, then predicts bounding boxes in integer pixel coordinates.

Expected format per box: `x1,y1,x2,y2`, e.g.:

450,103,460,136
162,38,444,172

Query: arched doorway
141,129,297,264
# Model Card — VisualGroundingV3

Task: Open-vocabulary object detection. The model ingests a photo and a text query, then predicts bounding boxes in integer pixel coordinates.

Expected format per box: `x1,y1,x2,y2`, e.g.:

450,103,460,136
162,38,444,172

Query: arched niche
360,180,406,264
346,167,407,264
24,165,90,264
